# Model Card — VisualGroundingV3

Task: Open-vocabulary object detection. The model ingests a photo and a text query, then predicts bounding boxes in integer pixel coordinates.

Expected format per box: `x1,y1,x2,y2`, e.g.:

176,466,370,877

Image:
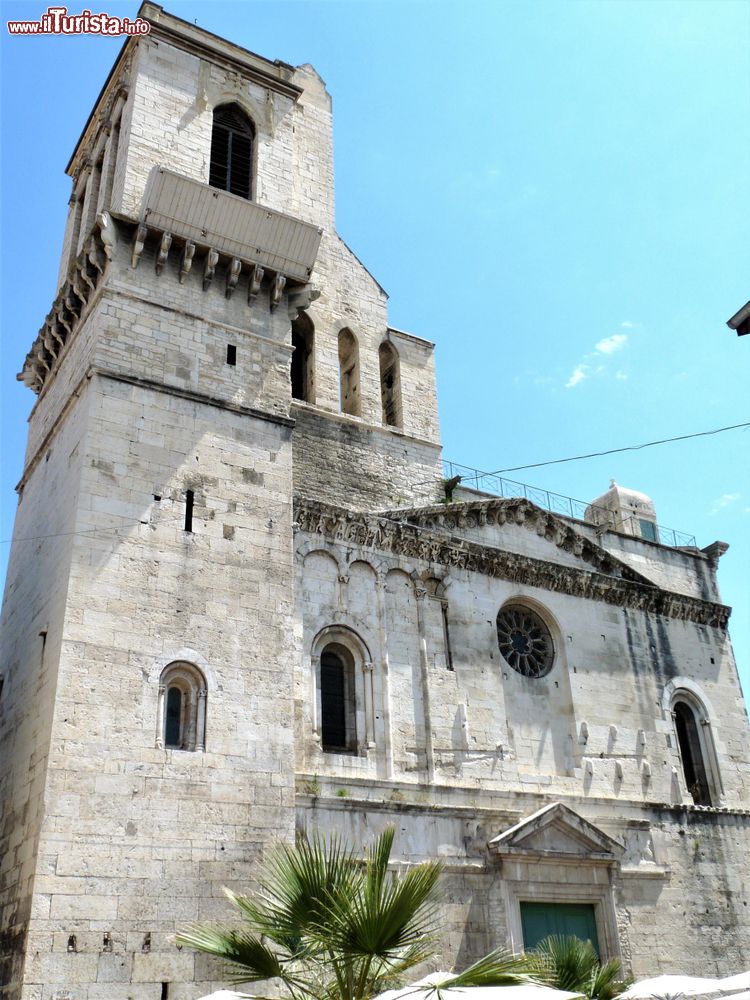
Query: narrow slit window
291,313,315,402
442,603,454,671
226,344,237,366
338,328,361,416
321,651,347,749
320,645,356,752
209,104,254,200
379,341,402,427
165,687,182,748
674,700,712,806
184,489,194,532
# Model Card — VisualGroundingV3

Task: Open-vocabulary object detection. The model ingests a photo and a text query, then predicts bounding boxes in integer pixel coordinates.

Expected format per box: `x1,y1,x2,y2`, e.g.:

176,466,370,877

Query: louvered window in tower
209,104,254,199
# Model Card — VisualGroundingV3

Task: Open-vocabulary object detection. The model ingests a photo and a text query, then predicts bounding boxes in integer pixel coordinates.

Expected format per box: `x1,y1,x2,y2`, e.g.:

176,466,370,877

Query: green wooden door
520,901,600,956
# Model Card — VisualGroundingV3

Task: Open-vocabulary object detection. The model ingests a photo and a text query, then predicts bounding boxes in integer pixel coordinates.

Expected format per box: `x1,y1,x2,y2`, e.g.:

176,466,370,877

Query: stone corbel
247,263,264,304
155,232,172,275
56,302,75,338
97,211,116,260
179,241,196,284
34,345,51,373
42,328,58,361
270,273,286,311
203,248,219,290
287,284,321,321
71,272,88,306
131,224,148,268
86,235,105,274
80,260,97,295
64,291,81,322
225,258,241,298
46,317,65,352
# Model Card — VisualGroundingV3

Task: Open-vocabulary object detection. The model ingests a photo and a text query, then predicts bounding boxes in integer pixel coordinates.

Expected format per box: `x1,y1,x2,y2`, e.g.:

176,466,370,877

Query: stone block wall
293,516,750,807
296,790,750,977
9,371,297,999
0,385,90,994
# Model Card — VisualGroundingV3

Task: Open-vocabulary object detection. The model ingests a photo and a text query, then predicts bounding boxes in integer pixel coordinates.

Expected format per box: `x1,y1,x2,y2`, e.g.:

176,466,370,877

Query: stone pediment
380,497,649,583
293,496,730,628
488,802,624,863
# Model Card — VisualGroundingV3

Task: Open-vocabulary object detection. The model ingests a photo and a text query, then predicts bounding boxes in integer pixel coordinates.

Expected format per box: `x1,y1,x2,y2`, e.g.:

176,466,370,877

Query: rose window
496,604,554,678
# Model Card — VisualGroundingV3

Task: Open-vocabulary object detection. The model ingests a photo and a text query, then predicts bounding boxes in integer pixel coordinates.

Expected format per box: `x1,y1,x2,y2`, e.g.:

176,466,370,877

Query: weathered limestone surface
1,6,749,1000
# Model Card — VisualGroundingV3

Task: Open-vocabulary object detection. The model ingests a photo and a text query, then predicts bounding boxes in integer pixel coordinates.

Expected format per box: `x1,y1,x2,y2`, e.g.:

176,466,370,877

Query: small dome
589,479,655,511
584,481,658,541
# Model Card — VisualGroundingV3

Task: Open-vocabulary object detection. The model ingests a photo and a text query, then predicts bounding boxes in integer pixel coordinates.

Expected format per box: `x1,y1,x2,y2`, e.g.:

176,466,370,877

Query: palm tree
528,936,627,1000
176,827,534,1000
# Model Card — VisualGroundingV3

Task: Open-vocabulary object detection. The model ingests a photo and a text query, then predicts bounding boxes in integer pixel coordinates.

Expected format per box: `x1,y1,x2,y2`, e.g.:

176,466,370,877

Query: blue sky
1,1,749,696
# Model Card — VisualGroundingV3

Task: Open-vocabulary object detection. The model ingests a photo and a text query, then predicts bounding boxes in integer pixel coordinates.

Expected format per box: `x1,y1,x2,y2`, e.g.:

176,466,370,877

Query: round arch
156,660,208,753
310,625,374,753
662,678,723,806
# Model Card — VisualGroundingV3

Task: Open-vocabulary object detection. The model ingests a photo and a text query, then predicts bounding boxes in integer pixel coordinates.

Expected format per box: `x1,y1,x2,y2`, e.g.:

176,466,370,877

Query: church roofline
66,3,303,176
293,495,731,628
378,495,657,585
335,233,389,299
387,325,435,348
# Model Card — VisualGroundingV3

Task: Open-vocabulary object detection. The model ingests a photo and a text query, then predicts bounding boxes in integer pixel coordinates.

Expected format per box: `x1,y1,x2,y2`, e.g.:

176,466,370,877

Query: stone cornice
381,496,652,582
293,496,730,629
17,222,111,396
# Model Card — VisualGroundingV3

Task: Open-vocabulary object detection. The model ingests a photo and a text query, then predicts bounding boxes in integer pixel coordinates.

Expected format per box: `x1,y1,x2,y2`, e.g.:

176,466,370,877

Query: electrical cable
484,421,750,476
0,519,149,545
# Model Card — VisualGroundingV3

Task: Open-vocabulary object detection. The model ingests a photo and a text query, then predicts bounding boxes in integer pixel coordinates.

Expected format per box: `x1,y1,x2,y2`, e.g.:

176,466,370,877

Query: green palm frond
530,936,626,1000
433,948,538,989
589,959,628,1000
174,925,285,983
325,857,442,958
231,833,360,954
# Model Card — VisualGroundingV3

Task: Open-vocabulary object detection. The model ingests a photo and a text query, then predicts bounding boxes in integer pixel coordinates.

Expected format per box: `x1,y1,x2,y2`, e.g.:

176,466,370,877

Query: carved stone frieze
293,496,730,629
380,496,658,584
17,227,109,394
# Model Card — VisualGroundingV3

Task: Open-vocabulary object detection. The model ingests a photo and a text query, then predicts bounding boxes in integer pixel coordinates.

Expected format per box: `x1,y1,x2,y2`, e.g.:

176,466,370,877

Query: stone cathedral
1,5,749,999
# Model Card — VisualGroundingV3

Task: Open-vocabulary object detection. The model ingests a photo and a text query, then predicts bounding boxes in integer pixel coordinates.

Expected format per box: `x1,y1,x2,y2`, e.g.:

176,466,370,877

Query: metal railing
442,460,697,548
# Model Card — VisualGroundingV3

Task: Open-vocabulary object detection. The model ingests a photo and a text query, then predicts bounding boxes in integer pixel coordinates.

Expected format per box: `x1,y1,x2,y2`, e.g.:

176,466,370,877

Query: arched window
378,341,402,427
338,329,361,416
310,626,375,755
209,103,254,200
673,698,713,806
291,312,315,402
157,662,207,752
320,643,356,751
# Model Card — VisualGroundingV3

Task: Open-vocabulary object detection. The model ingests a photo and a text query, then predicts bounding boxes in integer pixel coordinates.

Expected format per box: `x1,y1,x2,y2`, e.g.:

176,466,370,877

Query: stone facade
1,5,749,1000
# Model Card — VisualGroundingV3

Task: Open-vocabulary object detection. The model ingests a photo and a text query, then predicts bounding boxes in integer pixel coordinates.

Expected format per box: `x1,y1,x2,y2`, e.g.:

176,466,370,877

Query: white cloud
709,493,741,515
615,371,628,380
561,331,630,388
621,321,635,328
595,333,628,355
565,365,589,389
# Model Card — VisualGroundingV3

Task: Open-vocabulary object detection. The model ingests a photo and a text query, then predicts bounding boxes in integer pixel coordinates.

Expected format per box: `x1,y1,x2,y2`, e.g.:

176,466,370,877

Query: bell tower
0,7,325,997
0,5,446,997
